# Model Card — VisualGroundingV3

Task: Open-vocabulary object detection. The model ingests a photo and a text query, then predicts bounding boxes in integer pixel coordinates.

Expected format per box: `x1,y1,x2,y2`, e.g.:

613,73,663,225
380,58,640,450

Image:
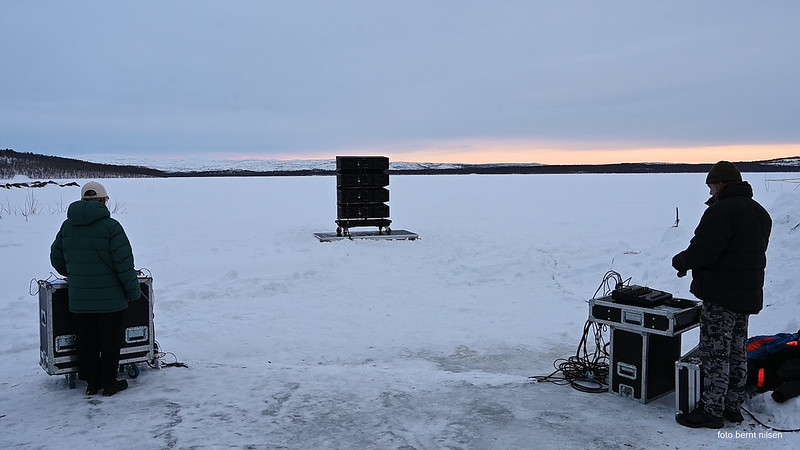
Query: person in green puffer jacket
50,181,141,396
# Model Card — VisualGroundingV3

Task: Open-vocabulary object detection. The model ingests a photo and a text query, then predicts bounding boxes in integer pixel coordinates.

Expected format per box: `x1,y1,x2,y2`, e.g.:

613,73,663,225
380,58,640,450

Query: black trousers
73,309,126,387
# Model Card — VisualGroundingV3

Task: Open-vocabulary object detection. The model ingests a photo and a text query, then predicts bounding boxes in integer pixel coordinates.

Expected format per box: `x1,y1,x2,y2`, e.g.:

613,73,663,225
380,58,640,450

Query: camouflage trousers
699,302,750,417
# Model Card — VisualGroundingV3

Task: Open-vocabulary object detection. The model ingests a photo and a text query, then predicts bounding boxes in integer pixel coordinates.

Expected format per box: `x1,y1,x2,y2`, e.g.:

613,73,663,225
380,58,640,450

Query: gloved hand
672,254,688,278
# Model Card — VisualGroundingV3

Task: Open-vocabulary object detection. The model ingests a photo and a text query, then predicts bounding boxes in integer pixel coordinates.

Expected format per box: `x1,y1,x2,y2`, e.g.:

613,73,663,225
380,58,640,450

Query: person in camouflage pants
672,161,771,429
699,303,749,418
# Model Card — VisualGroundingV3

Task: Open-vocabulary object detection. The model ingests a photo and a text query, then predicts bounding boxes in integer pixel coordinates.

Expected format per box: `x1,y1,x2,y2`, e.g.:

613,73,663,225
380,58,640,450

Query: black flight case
589,295,701,403
675,345,702,416
38,273,157,388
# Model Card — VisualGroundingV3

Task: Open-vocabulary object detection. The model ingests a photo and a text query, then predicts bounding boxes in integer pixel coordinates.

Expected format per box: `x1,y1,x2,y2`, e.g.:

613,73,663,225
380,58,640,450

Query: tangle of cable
530,319,610,393
592,270,630,299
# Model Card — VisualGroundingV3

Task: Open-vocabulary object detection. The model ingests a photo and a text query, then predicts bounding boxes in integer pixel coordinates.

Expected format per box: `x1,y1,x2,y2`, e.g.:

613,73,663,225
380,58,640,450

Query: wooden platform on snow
314,229,419,242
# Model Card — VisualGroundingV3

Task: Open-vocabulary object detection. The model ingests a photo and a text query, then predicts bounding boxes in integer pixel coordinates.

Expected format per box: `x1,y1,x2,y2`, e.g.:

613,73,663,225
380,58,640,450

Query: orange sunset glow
216,142,800,166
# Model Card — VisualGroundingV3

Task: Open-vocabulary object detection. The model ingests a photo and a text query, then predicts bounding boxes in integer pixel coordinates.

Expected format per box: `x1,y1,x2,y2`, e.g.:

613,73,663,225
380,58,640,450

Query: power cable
741,406,800,433
530,319,610,393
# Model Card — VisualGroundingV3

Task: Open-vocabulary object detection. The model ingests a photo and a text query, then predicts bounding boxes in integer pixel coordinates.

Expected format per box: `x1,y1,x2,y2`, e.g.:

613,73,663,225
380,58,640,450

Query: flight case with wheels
37,273,157,388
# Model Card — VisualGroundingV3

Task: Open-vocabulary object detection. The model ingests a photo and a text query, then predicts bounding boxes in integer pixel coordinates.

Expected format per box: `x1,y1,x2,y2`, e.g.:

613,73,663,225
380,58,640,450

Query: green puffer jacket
50,200,140,313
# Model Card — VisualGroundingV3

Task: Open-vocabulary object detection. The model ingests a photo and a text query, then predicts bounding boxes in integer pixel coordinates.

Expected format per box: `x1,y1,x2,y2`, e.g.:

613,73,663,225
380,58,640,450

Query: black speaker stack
335,156,391,237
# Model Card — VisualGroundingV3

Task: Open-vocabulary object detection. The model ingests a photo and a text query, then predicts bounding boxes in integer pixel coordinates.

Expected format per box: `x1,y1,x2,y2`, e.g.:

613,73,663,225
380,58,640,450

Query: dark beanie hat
706,161,742,184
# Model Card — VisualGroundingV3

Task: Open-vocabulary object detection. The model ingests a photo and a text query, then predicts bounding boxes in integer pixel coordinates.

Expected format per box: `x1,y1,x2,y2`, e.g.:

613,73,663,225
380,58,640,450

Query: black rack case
589,296,701,337
38,275,157,381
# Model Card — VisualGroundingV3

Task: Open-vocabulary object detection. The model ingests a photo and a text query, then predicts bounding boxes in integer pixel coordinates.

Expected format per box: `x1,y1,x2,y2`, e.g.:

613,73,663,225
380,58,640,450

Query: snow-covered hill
75,154,476,173
74,153,800,175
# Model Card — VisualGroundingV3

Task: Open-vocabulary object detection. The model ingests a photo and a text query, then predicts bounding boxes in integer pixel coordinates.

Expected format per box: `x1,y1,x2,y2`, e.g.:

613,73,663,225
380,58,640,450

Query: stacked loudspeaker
336,156,391,236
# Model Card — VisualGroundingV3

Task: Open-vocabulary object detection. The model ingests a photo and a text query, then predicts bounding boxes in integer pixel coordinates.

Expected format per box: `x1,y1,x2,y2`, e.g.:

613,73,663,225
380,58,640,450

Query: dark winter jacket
50,200,140,313
672,181,771,313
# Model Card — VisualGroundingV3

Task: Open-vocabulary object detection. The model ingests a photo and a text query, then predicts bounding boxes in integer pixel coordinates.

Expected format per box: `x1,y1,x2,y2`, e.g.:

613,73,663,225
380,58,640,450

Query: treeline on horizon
2,148,799,180
1,149,165,179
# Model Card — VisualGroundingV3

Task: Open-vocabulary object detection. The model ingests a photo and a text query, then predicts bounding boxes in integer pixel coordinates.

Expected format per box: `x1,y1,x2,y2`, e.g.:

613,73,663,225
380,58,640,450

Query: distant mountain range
2,148,800,180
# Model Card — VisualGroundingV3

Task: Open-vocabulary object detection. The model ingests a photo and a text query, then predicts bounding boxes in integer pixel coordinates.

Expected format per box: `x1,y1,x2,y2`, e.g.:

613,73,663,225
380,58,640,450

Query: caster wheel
336,227,342,237
126,364,141,378
385,227,392,235
67,373,76,389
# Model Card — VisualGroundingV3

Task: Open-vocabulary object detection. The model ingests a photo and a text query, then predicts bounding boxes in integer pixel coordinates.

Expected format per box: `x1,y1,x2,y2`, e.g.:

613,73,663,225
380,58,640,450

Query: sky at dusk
2,1,799,164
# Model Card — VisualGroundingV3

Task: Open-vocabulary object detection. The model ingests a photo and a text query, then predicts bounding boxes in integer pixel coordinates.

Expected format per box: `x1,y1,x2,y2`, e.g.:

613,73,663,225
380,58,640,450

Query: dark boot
103,379,128,396
723,408,744,423
86,383,101,396
676,406,724,429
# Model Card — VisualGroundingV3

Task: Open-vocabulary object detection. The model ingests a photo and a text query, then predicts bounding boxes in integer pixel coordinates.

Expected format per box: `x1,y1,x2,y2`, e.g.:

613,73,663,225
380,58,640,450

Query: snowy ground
1,173,799,449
